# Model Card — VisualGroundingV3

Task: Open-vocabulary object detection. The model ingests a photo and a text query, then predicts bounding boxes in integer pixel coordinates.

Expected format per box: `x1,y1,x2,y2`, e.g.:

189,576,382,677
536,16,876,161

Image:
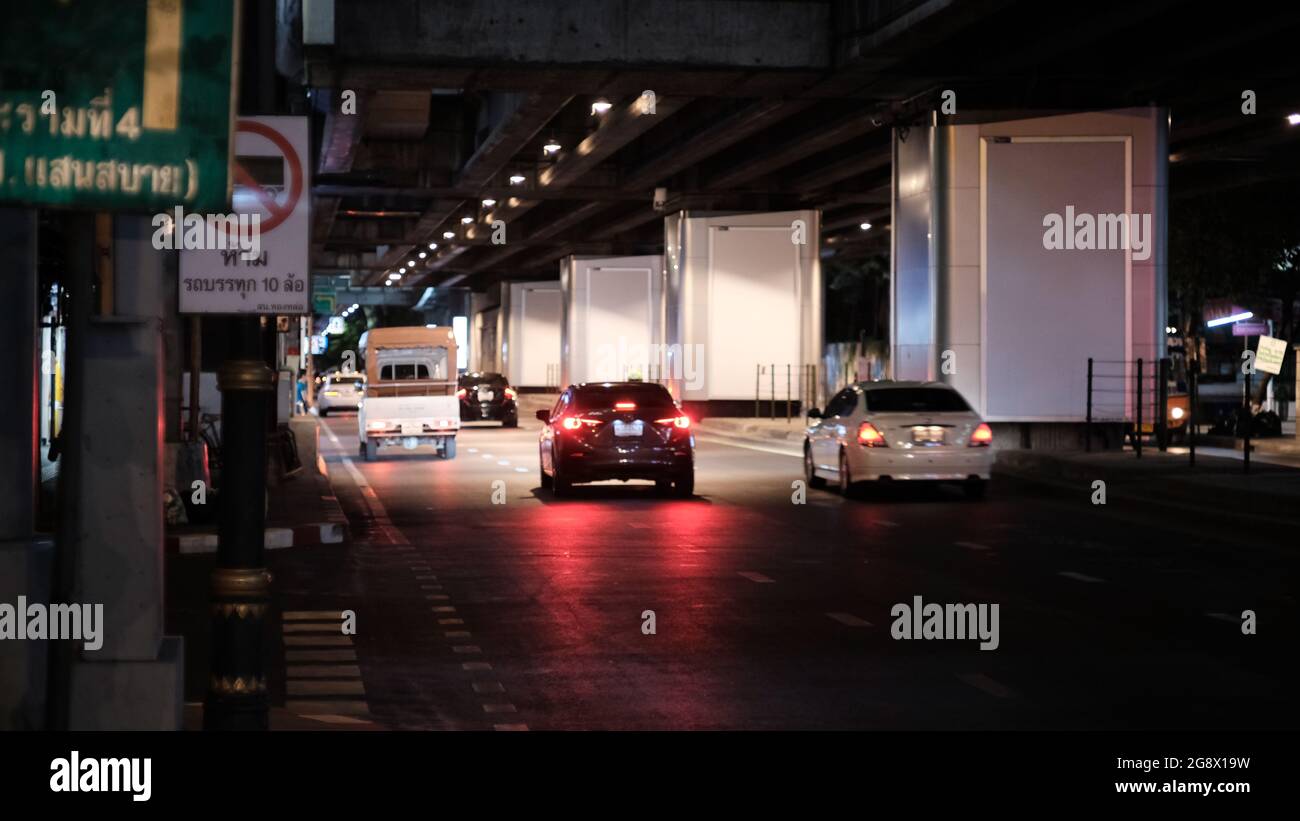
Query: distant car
457,372,518,426
317,373,364,416
537,382,694,497
804,381,993,499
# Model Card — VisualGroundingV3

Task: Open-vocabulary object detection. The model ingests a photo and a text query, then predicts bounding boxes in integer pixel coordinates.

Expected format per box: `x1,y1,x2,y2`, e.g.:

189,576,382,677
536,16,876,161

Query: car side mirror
806,407,822,419
535,409,550,422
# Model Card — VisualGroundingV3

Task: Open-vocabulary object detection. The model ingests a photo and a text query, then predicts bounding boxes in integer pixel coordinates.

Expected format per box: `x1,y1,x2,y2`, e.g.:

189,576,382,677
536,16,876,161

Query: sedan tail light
456,388,467,399
969,423,993,447
504,387,517,400
654,415,691,429
561,416,602,431
857,421,887,447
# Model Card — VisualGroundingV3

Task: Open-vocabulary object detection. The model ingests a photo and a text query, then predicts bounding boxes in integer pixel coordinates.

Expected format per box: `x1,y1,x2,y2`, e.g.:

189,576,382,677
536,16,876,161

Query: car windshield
332,376,364,386
573,384,675,412
865,387,971,413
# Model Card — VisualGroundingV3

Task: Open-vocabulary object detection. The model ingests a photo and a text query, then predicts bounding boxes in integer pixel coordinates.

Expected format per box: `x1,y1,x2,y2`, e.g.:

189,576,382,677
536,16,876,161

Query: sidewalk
164,417,349,553
995,447,1300,529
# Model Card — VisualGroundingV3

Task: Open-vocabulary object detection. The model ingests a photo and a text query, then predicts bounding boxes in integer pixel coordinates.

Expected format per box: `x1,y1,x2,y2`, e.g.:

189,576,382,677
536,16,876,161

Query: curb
166,522,347,555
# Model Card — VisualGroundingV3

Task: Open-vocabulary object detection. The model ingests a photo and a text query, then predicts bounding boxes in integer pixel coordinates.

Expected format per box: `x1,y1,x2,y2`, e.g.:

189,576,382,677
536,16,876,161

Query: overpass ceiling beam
706,108,883,189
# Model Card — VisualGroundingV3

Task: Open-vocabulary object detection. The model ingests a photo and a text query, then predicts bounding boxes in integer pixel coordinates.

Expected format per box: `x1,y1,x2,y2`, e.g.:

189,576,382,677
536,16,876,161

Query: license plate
401,422,421,436
478,388,494,401
613,420,644,437
911,425,945,444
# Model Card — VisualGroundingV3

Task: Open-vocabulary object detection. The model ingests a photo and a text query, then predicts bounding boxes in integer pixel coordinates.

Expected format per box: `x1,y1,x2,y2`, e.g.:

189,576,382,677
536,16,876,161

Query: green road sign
313,294,335,315
0,0,238,212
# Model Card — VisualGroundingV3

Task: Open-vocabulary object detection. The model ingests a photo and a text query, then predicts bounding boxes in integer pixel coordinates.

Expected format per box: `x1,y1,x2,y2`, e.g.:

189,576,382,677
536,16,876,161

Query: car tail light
504,387,517,400
654,415,691,429
614,401,637,411
561,416,602,431
969,423,993,447
857,421,887,447
456,388,467,399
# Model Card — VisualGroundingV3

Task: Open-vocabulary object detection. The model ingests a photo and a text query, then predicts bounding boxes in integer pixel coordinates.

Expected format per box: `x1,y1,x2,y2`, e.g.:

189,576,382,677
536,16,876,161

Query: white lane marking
283,610,345,621
876,519,900,528
321,423,410,545
415,575,438,580
738,571,775,583
955,541,990,551
497,460,510,466
452,645,482,654
421,584,443,590
433,606,457,613
1058,571,1104,584
438,618,465,625
957,673,1015,699
467,448,479,453
482,703,517,714
285,664,362,679
481,454,494,459
445,631,472,639
826,612,872,627
287,679,366,697
472,682,505,694
425,594,450,601
515,467,528,473
692,433,802,458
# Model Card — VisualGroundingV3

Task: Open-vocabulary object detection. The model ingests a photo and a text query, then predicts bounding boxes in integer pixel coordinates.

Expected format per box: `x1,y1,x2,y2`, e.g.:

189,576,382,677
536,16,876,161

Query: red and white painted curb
166,522,346,555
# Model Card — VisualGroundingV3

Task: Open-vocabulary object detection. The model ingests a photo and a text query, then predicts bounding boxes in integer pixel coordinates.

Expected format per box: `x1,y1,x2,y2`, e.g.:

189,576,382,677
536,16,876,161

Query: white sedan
317,374,365,416
803,381,993,499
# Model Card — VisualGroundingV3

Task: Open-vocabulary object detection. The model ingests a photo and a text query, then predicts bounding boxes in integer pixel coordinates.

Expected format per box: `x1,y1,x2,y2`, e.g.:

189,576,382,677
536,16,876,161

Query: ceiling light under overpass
482,198,497,207
460,216,474,225
1206,310,1253,328
418,251,427,259
591,99,612,115
509,174,526,185
860,222,872,230
443,231,455,239
542,139,561,155
1288,113,1300,125
428,241,437,249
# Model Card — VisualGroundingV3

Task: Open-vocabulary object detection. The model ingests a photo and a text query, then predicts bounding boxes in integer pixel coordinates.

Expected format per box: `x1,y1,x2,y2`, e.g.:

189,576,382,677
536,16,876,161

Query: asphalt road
281,413,1299,730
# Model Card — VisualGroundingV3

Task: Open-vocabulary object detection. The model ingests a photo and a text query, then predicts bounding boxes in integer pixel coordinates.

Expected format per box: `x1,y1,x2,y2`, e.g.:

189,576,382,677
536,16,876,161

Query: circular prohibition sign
229,120,304,235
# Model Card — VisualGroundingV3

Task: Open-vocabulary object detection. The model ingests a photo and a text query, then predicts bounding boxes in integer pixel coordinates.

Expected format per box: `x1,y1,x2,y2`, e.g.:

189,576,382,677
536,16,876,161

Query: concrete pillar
64,215,183,730
0,207,53,730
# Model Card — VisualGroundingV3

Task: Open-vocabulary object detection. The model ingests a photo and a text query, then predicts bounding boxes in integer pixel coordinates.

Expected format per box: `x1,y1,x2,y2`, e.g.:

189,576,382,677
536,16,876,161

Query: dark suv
537,382,694,497
457,372,518,426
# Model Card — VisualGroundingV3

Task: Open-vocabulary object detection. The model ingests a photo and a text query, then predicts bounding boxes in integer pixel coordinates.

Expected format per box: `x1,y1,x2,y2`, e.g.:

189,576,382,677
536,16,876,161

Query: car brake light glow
654,415,691,429
857,421,887,447
614,401,636,410
504,387,517,400
456,388,467,399
969,423,993,447
561,416,601,430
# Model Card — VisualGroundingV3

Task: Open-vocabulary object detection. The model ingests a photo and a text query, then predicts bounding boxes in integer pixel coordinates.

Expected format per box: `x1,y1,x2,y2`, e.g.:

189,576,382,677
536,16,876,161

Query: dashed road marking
498,460,510,466
825,612,872,628
284,664,362,679
425,594,450,601
955,541,990,551
494,723,529,731
433,606,457,614
876,519,900,528
1206,612,1240,623
439,618,465,625
287,679,366,697
300,714,374,725
482,703,517,714
738,571,775,583
283,610,345,621
957,673,1015,699
286,649,357,663
515,467,528,473
452,645,482,654
472,682,505,694
462,662,492,671
1058,571,1104,584
444,631,472,639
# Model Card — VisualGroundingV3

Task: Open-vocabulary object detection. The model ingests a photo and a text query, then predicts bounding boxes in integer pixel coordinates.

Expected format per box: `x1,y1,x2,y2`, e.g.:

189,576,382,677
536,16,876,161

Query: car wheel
804,443,825,488
503,416,518,428
540,463,553,490
553,469,573,497
673,470,694,498
442,437,457,459
319,407,329,417
838,449,858,498
363,438,378,462
963,478,987,501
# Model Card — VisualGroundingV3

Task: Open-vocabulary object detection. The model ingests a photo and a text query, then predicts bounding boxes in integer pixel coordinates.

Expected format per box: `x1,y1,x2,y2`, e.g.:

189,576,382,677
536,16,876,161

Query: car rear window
865,388,971,413
332,376,364,386
459,373,507,387
573,384,675,411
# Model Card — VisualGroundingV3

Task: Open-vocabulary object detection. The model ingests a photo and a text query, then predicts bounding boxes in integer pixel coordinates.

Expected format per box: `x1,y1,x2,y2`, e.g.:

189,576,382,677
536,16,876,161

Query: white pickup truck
357,326,460,461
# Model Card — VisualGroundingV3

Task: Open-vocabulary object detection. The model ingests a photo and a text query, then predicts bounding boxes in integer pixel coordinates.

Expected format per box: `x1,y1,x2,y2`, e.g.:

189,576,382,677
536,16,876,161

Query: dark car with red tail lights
457,371,518,426
537,382,694,497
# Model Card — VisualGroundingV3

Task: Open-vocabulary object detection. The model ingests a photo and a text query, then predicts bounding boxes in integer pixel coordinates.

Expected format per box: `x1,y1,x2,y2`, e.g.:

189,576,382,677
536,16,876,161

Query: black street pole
204,316,273,730
1189,362,1198,468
